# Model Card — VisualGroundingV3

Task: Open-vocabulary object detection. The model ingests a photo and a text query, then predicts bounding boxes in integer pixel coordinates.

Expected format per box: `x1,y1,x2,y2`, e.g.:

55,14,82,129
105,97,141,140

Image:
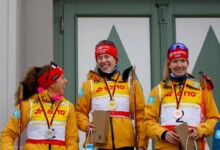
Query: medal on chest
173,109,183,119
103,74,120,111
38,94,62,139
108,100,117,110
171,80,186,119
45,128,55,139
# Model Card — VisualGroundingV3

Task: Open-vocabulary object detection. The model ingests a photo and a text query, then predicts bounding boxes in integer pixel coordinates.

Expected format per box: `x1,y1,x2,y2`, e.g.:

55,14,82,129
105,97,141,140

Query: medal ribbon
38,94,62,128
103,73,120,101
171,80,186,109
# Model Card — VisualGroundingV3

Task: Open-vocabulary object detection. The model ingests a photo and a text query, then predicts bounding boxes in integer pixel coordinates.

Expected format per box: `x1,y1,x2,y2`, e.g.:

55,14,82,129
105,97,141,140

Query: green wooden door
54,0,158,104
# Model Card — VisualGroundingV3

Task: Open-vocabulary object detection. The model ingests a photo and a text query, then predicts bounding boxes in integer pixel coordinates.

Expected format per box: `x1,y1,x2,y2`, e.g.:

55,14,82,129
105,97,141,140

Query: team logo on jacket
13,109,20,119
194,82,199,87
165,91,196,97
215,130,220,139
78,89,85,97
148,96,155,104
96,85,125,93
34,108,66,115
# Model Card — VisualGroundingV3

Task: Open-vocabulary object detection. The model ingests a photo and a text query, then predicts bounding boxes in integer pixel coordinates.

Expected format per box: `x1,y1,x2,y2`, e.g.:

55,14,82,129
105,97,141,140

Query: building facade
1,0,220,149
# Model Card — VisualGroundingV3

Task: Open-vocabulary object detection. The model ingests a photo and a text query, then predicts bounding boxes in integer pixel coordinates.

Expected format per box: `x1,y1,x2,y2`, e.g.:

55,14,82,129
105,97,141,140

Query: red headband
37,66,64,89
95,44,118,63
168,47,188,62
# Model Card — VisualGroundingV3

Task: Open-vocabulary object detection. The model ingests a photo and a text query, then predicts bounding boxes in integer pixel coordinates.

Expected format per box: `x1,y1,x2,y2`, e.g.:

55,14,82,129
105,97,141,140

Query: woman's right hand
86,123,96,134
165,131,180,144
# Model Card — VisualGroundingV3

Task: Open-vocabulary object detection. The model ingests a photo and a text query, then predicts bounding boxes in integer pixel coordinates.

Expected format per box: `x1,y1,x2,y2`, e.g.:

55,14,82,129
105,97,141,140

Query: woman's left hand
188,128,200,140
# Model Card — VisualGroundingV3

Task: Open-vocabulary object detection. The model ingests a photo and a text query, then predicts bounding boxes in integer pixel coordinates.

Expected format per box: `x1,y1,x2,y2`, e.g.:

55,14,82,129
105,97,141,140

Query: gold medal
108,100,117,110
103,75,120,111
173,109,183,119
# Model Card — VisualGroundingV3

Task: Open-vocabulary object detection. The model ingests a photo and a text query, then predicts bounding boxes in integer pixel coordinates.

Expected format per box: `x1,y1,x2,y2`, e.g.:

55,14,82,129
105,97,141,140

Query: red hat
167,43,189,64
95,43,118,63
37,62,64,89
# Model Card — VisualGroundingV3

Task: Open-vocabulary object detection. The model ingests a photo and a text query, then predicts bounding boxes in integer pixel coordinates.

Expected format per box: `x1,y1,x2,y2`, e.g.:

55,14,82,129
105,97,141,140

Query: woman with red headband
1,62,79,150
144,43,220,149
76,40,148,150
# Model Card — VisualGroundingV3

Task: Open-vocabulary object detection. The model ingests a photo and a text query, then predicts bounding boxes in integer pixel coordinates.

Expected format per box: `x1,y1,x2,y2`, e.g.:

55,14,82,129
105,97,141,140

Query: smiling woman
167,43,189,78
144,43,220,150
95,40,118,74
76,40,148,150
0,62,79,150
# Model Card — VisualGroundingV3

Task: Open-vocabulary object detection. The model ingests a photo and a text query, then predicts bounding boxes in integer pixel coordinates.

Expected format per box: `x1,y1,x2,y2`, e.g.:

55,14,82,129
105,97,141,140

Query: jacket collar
87,70,122,82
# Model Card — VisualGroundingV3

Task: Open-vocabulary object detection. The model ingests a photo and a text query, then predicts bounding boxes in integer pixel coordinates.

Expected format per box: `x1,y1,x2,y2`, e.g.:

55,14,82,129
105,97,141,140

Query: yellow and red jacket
1,90,79,150
144,77,220,150
76,70,148,149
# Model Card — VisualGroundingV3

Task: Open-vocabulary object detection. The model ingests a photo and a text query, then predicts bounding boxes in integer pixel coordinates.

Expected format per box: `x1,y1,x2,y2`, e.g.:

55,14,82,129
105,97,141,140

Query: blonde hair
163,59,171,81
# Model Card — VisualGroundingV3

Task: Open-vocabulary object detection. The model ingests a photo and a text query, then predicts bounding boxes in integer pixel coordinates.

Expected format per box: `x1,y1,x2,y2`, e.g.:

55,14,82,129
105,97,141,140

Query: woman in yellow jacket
1,62,79,150
144,43,220,150
76,40,148,150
